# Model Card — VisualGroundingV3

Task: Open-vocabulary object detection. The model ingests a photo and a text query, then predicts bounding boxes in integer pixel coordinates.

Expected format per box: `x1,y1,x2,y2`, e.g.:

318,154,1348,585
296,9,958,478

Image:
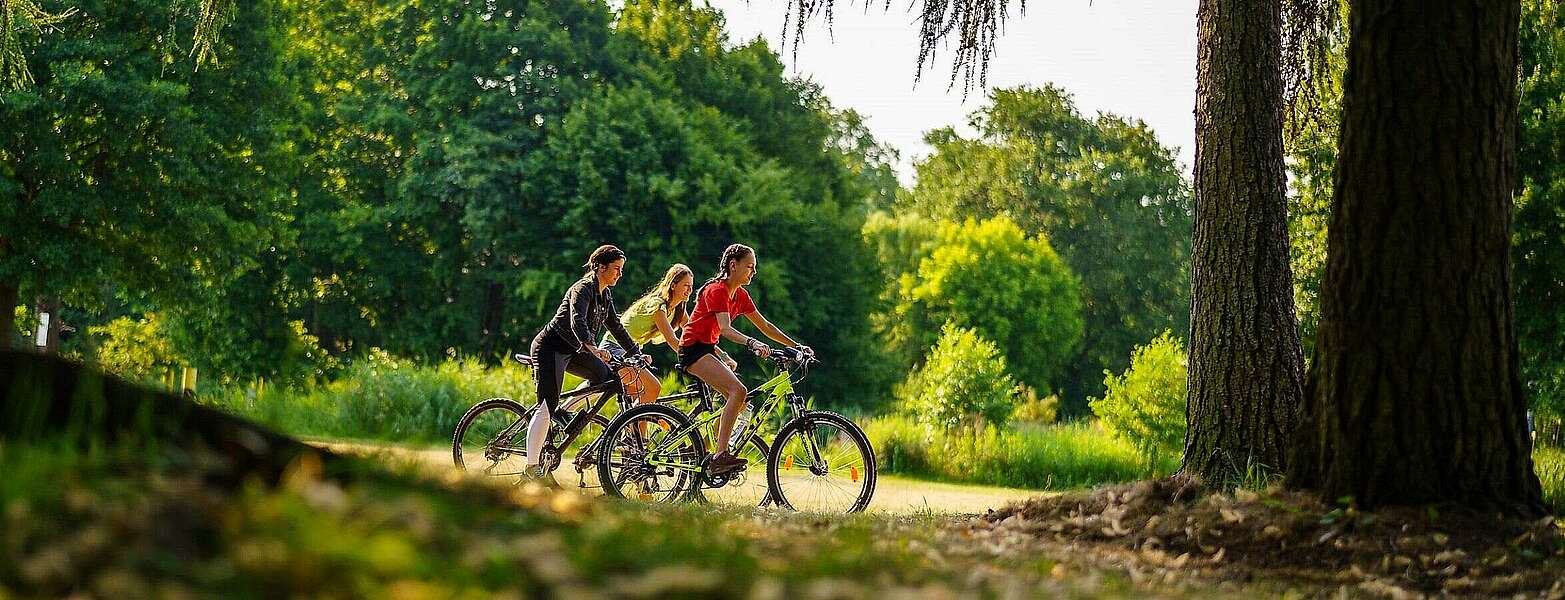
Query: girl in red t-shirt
678,243,810,476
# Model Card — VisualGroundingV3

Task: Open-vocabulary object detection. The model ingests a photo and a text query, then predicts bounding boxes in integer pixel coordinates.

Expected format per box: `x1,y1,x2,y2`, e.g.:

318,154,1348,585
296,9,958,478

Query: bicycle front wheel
597,404,707,503
767,411,877,513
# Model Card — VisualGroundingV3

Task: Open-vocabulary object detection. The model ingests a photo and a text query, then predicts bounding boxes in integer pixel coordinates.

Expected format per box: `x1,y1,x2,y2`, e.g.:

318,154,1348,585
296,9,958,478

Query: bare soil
964,479,1565,598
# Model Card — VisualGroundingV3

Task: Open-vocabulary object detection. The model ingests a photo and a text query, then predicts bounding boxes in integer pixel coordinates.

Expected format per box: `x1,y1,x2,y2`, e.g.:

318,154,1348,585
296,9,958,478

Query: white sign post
35,312,49,348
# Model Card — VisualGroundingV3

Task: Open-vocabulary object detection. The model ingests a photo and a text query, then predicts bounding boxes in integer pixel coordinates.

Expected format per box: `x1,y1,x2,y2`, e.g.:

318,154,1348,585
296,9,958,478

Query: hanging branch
0,0,76,92
190,0,236,68
781,0,1341,103
1280,0,1345,135
781,0,1022,97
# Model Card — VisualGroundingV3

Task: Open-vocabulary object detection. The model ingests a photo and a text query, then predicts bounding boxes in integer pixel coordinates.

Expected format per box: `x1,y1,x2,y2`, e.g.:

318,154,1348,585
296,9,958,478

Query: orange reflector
850,467,859,482
784,456,794,470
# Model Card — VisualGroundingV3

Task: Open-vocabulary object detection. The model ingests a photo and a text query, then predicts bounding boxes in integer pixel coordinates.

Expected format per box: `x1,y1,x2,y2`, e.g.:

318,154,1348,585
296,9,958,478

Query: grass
203,357,533,444
0,437,1161,598
863,415,1178,490
1536,446,1565,515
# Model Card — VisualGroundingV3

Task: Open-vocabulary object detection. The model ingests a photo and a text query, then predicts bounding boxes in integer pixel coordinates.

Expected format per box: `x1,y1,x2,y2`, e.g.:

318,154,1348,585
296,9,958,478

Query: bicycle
596,347,878,513
451,353,656,493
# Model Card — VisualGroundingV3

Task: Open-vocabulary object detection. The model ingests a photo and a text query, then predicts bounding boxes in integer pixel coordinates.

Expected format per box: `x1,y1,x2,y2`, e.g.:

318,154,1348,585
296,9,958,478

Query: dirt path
313,439,1048,515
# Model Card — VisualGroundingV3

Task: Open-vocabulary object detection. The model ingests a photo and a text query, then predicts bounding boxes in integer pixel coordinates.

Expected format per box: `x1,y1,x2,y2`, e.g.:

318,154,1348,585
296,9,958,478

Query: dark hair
703,243,754,287
583,245,626,270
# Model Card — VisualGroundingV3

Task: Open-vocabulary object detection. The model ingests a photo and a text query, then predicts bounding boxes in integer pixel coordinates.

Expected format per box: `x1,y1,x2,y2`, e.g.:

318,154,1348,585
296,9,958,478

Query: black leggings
531,331,614,414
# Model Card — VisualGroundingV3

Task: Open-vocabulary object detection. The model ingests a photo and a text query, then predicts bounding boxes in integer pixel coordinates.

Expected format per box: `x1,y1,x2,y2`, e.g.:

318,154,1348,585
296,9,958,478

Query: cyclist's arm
715,312,762,348
560,281,591,352
652,308,681,352
743,311,798,348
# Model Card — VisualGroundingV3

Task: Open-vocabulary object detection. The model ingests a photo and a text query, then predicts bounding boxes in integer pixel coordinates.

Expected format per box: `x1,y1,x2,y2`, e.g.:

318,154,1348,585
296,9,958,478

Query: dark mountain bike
451,353,651,492
596,347,877,513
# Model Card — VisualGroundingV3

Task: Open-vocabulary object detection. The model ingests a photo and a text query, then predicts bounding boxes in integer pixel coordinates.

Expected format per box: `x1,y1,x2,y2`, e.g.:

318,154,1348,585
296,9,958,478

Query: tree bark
1288,0,1545,515
0,282,15,351
480,281,505,359
1183,0,1305,482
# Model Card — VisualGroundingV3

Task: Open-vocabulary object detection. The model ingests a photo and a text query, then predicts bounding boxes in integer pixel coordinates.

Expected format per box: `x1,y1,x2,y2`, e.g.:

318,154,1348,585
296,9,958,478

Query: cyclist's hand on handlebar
637,353,654,365
747,339,772,358
591,347,613,363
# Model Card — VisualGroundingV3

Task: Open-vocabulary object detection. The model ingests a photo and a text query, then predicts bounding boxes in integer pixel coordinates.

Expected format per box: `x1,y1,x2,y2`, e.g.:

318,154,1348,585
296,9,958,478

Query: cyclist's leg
564,350,614,389
527,336,570,468
686,354,746,455
625,366,660,404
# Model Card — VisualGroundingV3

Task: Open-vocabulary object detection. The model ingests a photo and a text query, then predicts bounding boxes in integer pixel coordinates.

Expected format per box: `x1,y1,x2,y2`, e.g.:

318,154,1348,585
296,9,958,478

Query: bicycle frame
491,376,629,464
644,369,810,474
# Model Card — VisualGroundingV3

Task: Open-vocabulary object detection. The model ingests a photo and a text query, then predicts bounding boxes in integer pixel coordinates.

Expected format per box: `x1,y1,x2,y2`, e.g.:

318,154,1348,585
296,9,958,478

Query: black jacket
541,275,641,356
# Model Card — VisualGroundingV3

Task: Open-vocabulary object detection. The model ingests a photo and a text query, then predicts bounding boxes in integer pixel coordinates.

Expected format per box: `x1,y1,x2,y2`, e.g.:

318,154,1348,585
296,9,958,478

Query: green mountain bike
596,347,877,513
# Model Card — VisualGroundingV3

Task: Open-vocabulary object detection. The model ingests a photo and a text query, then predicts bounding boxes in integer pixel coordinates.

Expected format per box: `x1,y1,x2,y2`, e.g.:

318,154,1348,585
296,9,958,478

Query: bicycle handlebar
755,345,818,369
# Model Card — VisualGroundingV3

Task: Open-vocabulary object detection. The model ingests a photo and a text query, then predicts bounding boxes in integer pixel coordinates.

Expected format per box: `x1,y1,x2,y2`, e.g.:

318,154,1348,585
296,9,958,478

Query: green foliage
1283,11,1345,360
88,314,181,384
895,216,1084,395
1516,0,1565,421
864,415,1173,489
1089,331,1188,470
205,356,532,443
899,85,1192,412
0,0,297,375
898,324,1017,432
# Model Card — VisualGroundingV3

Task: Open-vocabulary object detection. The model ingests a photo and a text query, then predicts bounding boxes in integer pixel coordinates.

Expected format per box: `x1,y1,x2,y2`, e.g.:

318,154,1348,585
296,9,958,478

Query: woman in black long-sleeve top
523,245,646,484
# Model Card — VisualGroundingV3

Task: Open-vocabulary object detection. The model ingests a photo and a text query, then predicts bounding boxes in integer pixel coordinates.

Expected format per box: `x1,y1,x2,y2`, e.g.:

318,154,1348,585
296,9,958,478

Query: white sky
703,0,1199,184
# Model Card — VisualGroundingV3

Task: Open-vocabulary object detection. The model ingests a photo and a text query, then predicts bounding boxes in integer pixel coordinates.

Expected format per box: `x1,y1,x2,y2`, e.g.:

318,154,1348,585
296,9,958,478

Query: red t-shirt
680,281,757,346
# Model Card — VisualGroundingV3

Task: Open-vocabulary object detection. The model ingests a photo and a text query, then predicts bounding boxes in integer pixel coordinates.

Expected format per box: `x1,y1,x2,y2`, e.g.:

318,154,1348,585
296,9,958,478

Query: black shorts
678,342,720,368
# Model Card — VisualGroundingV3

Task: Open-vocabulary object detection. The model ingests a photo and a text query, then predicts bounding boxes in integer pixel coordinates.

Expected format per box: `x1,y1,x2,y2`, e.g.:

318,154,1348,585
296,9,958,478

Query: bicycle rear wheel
767,411,877,513
597,404,706,503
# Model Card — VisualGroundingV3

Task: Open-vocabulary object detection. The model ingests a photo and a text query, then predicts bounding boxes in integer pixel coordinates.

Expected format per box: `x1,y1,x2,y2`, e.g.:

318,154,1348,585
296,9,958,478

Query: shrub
1089,331,1187,469
898,324,1017,432
90,314,183,385
894,216,1084,396
1012,387,1059,425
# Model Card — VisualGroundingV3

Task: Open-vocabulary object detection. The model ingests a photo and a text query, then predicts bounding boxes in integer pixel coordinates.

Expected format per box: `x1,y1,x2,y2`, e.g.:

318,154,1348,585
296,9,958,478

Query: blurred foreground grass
0,437,1178,598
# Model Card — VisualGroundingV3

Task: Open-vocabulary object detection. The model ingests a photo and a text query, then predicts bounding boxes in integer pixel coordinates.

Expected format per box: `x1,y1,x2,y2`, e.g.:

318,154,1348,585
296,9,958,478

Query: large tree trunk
1288,0,1545,515
0,282,16,350
1183,0,1305,482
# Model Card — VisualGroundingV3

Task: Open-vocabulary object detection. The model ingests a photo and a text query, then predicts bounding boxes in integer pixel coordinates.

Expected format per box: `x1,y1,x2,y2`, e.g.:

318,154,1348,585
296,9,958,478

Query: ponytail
703,243,754,288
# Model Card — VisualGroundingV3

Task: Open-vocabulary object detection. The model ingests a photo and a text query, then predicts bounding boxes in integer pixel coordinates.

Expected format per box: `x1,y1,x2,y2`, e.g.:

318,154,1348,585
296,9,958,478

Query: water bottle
730,403,754,448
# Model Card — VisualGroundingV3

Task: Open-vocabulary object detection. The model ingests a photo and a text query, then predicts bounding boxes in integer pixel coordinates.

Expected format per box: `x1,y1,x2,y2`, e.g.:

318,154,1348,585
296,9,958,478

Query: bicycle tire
451,397,531,477
596,403,707,503
766,411,877,513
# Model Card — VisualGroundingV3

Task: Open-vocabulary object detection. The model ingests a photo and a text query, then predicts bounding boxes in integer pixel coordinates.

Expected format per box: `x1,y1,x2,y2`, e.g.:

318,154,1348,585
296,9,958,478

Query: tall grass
204,357,533,444
864,415,1177,490
1535,447,1565,515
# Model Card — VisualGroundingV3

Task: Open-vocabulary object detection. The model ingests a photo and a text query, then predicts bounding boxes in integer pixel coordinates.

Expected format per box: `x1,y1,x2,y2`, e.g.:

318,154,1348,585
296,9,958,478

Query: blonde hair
634,264,693,328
